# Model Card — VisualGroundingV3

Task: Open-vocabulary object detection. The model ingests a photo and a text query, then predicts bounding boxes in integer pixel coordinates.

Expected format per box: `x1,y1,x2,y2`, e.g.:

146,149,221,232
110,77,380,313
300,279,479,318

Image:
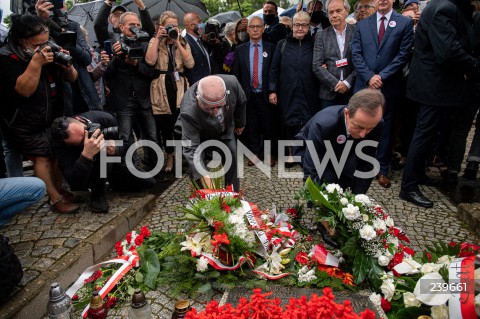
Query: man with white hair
175,75,246,190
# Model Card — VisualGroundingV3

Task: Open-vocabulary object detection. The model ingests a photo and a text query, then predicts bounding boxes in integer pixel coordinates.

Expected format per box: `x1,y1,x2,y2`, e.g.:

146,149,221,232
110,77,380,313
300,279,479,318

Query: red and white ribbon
448,255,477,319
65,251,139,318
201,252,246,270
242,200,270,253
252,270,290,280
312,244,339,267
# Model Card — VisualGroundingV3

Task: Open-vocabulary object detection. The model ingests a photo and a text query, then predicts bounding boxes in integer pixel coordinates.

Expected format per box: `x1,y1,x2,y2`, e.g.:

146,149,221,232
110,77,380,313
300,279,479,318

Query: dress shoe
462,162,478,180
51,196,80,214
91,191,109,214
316,222,339,249
377,174,391,188
399,190,433,208
60,189,83,203
441,170,458,185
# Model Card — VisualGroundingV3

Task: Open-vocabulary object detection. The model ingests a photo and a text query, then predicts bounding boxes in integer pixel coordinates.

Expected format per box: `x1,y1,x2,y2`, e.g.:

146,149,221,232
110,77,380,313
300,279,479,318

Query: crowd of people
0,0,479,226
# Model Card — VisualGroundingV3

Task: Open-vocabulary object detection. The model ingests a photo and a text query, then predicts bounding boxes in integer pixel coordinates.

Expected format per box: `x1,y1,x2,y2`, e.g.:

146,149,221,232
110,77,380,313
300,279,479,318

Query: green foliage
3,15,12,28
138,248,160,289
352,249,369,285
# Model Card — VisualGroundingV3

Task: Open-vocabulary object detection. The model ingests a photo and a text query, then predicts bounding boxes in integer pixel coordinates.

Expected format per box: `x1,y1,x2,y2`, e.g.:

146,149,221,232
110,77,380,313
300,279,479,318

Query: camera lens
208,32,216,40
102,127,119,140
168,28,178,40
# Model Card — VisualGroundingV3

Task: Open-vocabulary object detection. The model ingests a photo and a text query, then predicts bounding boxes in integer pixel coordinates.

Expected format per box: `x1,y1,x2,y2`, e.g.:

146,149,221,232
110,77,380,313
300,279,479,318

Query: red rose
380,298,391,312
140,226,151,238
286,208,299,219
72,295,79,301
295,251,310,265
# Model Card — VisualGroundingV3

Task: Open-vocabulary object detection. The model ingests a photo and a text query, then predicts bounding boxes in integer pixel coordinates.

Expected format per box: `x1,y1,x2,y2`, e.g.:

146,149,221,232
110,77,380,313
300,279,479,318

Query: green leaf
395,306,430,319
127,285,135,296
305,177,335,211
352,250,370,284
135,271,144,283
341,236,358,257
139,248,160,289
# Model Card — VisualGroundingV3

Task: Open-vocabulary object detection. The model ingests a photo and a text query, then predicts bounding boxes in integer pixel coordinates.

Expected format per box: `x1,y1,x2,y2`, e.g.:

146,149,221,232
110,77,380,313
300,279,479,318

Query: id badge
335,58,348,68
173,71,180,81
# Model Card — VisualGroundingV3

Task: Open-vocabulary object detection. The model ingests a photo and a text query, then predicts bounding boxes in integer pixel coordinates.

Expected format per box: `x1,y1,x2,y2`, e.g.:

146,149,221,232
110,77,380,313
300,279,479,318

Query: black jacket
232,40,275,101
262,17,288,45
407,0,480,106
103,43,158,111
184,33,218,86
294,105,383,195
268,33,320,127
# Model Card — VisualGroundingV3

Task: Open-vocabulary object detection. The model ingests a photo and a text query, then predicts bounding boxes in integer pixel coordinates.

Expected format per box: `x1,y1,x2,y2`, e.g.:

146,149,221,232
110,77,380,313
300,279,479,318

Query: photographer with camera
50,111,156,213
145,11,194,173
0,15,80,214
104,12,159,170
200,19,231,76
35,0,101,114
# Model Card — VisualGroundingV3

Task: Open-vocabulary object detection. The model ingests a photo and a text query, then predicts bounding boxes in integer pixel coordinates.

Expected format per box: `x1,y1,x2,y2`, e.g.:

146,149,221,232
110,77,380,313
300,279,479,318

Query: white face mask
237,31,247,42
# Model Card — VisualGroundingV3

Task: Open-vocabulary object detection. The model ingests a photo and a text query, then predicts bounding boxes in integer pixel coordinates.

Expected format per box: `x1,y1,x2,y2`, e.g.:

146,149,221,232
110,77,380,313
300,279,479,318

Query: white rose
340,198,349,206
403,292,421,307
326,183,343,194
359,225,376,241
421,263,442,274
380,278,395,301
342,204,361,220
378,255,390,266
354,194,371,206
373,218,387,232
431,305,449,319
385,216,394,227
369,292,382,306
436,255,454,265
362,214,369,222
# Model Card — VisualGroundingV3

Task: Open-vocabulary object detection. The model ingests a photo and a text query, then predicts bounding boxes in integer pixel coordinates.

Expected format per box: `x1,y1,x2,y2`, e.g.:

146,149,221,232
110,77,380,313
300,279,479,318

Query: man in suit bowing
351,0,413,189
313,0,356,109
233,16,276,167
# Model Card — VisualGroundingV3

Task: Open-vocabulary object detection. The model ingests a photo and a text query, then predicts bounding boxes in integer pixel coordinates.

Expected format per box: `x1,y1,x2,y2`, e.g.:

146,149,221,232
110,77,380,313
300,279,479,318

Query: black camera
164,24,178,40
50,9,77,50
204,19,221,41
42,41,74,67
85,123,119,140
119,26,150,59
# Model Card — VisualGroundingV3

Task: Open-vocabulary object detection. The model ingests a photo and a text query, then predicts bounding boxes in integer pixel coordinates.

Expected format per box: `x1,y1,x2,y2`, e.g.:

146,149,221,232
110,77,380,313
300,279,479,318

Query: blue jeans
0,177,46,227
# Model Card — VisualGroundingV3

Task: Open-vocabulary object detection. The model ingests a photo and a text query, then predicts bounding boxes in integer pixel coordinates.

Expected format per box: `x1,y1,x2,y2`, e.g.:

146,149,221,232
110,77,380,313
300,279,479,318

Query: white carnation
431,305,449,319
298,266,317,283
403,292,421,307
229,213,244,225
359,225,376,241
340,198,349,205
354,194,371,206
372,218,387,232
369,292,382,306
196,256,209,272
362,214,369,222
326,183,343,194
378,255,390,266
385,216,394,227
342,204,361,220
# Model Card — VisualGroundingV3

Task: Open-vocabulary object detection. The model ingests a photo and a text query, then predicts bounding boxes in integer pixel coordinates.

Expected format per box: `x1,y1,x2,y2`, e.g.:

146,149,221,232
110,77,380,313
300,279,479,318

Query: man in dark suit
351,0,413,188
307,0,331,36
400,0,480,208
295,89,384,195
183,12,218,85
104,12,158,169
175,75,246,191
232,16,276,166
262,1,288,45
313,0,356,109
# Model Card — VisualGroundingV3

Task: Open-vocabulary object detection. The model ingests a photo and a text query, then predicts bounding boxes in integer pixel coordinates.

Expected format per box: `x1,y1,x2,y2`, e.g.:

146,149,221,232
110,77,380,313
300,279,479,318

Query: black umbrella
121,0,209,25
211,11,242,26
68,0,106,47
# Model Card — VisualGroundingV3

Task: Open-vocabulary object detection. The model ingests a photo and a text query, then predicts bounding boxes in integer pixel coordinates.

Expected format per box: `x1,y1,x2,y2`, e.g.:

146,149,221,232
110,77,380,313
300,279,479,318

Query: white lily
413,272,451,306
180,232,209,256
393,256,422,275
255,245,285,275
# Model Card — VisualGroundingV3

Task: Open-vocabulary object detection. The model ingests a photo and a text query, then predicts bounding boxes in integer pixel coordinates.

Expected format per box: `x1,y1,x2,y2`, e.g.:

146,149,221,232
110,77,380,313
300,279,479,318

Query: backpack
0,235,23,304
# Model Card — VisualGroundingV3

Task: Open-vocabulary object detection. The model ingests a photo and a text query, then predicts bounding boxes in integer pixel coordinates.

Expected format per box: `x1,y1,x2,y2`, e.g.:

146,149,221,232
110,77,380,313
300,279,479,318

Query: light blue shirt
249,40,263,92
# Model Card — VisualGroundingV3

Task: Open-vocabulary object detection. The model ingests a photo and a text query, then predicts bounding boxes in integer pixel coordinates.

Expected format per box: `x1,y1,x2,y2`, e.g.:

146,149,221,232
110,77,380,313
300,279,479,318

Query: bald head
197,76,227,113
184,12,201,34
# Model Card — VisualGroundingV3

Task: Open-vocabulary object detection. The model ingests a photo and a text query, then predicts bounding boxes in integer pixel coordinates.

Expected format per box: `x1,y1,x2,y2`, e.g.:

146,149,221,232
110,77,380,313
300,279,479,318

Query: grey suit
312,24,356,101
175,74,247,190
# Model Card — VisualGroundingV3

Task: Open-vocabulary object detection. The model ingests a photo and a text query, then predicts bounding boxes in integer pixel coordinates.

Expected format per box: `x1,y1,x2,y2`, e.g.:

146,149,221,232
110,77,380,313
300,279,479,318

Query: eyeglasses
293,23,309,29
204,104,225,111
248,25,264,29
356,4,375,10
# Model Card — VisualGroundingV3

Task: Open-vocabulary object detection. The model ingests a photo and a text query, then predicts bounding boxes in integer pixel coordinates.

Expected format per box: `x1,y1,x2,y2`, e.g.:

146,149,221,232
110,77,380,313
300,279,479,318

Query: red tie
378,16,386,44
252,44,259,89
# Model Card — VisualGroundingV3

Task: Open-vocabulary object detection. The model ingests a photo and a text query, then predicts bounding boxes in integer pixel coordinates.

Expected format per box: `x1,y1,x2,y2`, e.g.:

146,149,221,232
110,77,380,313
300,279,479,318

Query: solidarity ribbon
252,270,290,280
201,252,246,270
448,255,477,319
65,251,140,318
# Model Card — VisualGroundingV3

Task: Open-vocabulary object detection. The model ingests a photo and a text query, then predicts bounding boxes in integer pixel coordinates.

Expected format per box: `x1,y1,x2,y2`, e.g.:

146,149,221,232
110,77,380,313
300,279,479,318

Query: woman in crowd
145,11,194,173
268,11,320,165
234,18,249,46
0,15,79,213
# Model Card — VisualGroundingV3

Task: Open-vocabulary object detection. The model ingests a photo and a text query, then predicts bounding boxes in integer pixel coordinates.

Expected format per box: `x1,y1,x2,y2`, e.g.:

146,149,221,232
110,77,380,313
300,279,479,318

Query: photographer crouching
104,12,159,171
50,111,156,213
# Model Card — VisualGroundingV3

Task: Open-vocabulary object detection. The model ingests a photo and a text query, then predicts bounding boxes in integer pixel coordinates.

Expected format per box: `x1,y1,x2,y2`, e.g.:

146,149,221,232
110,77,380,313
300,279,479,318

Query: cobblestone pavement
106,161,479,318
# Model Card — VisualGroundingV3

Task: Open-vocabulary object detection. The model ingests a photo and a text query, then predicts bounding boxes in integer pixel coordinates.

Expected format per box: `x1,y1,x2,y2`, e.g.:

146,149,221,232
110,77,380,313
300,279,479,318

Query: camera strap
73,116,91,125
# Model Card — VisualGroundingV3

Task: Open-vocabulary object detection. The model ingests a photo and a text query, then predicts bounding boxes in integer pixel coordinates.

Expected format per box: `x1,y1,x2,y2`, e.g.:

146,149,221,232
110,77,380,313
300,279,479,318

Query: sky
1,0,12,25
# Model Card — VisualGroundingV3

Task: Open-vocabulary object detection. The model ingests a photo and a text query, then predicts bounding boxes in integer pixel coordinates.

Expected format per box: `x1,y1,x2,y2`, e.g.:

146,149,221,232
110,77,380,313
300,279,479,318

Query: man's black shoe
91,191,109,213
316,222,340,249
462,162,478,180
399,190,433,208
441,170,458,185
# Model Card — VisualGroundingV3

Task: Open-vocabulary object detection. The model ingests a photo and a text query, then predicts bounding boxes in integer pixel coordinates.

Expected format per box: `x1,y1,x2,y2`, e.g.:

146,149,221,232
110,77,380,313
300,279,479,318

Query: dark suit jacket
351,11,414,99
262,17,288,45
313,24,356,100
407,0,480,106
104,42,157,111
174,74,247,181
232,41,275,101
184,33,217,86
294,105,383,194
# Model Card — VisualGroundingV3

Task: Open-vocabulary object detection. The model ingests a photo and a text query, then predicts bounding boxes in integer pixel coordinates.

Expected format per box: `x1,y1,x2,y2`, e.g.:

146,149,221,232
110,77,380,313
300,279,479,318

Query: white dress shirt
376,10,393,33
333,25,351,89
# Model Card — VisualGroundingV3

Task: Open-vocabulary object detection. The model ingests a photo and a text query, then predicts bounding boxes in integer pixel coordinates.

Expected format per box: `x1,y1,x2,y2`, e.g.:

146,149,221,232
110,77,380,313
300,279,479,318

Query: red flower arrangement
185,288,377,319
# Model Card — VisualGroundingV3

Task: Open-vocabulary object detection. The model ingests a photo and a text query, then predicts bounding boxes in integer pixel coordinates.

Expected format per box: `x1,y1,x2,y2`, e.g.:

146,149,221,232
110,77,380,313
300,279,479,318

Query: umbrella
211,11,242,26
121,0,209,25
247,7,285,21
280,4,307,18
68,0,106,47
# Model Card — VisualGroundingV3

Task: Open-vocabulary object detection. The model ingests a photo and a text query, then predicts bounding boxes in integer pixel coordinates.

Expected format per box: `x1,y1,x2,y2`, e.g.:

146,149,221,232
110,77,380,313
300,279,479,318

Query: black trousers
245,93,275,156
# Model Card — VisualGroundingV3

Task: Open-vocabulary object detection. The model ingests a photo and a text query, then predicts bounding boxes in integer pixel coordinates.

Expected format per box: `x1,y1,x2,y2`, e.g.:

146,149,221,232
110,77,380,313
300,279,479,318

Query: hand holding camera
82,128,104,160
32,45,55,66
